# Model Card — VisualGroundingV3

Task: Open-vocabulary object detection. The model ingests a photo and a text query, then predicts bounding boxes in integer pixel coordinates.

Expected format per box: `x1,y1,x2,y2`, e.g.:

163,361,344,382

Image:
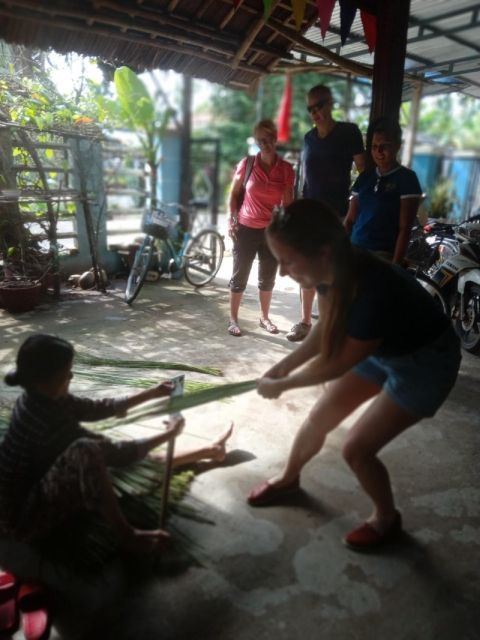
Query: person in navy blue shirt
288,84,365,343
344,118,422,264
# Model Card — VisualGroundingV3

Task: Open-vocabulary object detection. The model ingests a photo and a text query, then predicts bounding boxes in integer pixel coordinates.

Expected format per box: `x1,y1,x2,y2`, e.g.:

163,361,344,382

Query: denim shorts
353,328,461,417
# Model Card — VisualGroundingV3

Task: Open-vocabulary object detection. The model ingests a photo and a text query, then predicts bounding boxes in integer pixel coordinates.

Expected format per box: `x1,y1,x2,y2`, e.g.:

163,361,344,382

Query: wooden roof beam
197,0,215,20
232,0,283,68
0,8,268,77
96,0,292,59
267,16,373,77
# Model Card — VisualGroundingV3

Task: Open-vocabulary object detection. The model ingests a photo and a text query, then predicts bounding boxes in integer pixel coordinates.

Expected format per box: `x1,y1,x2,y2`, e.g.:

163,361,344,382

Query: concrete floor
1,253,479,640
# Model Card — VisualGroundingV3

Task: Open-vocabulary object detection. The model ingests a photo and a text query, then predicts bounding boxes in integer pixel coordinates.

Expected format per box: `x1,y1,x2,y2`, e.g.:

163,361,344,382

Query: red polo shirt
234,153,294,229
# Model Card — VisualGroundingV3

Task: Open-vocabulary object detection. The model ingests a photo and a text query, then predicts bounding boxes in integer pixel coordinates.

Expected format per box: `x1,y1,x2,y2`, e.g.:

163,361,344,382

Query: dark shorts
353,328,461,417
229,224,277,292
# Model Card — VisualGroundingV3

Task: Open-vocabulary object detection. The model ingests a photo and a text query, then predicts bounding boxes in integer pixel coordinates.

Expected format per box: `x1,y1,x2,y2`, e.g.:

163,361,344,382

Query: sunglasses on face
256,136,275,145
307,98,330,114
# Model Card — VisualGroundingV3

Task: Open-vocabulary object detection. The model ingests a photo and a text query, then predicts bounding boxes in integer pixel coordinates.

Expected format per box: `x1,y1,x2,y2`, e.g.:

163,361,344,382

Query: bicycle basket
142,208,175,240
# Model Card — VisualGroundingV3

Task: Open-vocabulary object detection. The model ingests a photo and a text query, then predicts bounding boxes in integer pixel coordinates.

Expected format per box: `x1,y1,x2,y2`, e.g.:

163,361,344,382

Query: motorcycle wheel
456,284,480,355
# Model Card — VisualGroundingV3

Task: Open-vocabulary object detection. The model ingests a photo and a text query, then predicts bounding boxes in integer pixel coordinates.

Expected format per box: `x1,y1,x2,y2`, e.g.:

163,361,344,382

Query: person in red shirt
228,119,294,337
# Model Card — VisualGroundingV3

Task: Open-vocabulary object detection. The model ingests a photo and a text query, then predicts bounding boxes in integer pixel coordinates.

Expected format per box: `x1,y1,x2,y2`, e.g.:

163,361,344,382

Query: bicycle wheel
125,235,154,304
184,230,224,287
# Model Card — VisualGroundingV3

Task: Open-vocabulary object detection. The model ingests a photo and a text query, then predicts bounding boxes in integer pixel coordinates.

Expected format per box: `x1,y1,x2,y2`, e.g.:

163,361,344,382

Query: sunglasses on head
307,98,330,114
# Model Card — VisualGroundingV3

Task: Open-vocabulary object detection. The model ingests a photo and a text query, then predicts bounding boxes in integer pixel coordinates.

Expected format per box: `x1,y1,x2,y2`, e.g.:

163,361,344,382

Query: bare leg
300,287,316,325
342,392,419,531
259,290,273,323
230,291,243,324
267,372,382,487
152,422,234,467
90,444,169,552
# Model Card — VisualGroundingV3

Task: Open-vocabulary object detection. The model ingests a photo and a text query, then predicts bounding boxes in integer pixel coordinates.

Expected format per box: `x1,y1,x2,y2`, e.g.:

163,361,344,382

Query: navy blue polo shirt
302,122,364,217
350,165,422,253
317,251,450,357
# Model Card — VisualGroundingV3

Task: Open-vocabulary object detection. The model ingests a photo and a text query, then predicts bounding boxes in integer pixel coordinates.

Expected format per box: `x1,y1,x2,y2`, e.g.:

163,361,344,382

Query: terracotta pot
0,282,42,313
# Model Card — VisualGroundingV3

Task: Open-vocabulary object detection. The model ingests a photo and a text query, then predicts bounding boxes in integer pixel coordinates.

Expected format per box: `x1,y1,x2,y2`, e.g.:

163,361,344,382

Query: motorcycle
425,220,480,354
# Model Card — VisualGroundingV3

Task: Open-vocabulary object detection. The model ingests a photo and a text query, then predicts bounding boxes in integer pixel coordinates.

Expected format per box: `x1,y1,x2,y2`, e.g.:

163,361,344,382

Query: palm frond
75,351,223,377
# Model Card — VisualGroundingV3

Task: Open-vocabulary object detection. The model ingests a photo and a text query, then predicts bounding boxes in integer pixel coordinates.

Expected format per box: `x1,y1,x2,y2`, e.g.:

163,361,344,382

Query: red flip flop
18,583,52,640
247,477,301,506
0,571,19,637
343,511,403,551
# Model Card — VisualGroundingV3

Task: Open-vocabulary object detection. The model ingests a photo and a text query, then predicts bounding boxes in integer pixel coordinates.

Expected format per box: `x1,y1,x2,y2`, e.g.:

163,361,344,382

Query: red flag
277,75,292,144
233,0,241,8
360,9,376,52
317,0,336,40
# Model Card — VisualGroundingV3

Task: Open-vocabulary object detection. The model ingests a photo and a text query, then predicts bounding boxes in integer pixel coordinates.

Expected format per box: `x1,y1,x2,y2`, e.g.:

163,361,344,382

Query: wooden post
367,0,411,165
179,74,192,230
402,81,423,168
369,0,411,121
211,139,220,227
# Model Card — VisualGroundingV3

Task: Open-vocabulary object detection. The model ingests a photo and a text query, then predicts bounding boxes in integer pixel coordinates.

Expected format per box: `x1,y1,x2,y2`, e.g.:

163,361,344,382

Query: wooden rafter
197,0,215,20
267,16,373,77
0,6,269,77
5,0,287,62
232,0,283,68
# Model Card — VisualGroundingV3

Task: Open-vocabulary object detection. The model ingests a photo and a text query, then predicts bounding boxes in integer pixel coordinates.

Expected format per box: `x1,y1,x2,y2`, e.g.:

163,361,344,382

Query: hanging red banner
339,0,357,45
291,0,307,30
317,0,337,40
277,75,292,144
360,9,376,52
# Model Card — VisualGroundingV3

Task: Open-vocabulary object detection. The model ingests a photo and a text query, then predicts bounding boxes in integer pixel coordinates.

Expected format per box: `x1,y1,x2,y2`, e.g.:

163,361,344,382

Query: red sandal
343,511,403,551
247,477,301,506
18,583,52,640
0,571,19,637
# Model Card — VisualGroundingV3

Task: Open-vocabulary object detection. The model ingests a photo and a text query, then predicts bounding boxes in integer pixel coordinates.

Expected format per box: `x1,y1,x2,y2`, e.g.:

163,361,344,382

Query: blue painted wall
158,131,181,222
447,153,480,222
411,151,442,199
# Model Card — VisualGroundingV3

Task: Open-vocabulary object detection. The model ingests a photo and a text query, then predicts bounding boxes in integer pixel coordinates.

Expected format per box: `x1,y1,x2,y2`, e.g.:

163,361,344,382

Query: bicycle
125,203,224,304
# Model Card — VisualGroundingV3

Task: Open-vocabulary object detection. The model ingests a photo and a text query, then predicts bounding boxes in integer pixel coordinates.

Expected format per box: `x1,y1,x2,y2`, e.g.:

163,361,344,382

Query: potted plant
0,279,42,313
0,241,51,312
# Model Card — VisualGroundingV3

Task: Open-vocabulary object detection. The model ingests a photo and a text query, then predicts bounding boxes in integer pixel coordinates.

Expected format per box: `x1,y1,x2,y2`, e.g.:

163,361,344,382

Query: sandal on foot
343,511,403,551
0,571,19,636
18,583,52,640
259,318,279,334
227,321,242,337
286,322,311,342
247,477,301,506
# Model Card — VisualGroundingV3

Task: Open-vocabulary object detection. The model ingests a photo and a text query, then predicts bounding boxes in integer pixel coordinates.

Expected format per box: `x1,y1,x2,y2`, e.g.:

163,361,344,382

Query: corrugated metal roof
301,1,480,99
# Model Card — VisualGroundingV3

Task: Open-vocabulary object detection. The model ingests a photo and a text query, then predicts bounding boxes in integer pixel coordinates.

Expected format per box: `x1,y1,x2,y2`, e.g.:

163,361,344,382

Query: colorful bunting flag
360,9,376,52
339,0,357,45
263,0,273,19
317,0,337,40
233,0,241,8
291,0,307,30
277,75,292,143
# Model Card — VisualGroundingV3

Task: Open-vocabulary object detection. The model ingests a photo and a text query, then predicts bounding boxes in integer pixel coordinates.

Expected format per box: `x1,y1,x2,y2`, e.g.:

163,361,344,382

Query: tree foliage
195,72,370,196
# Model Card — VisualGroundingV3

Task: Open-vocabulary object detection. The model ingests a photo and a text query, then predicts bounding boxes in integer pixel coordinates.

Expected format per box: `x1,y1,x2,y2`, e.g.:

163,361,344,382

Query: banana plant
112,66,175,208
